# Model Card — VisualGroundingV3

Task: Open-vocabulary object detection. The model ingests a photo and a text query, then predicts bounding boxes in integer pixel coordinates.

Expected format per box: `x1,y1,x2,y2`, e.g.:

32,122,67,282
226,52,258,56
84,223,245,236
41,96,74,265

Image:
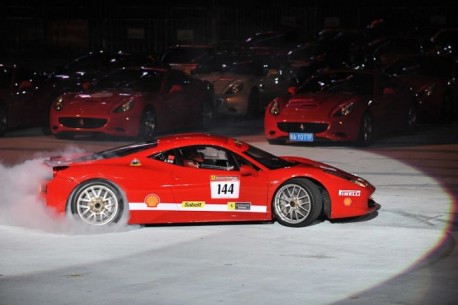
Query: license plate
289,132,314,142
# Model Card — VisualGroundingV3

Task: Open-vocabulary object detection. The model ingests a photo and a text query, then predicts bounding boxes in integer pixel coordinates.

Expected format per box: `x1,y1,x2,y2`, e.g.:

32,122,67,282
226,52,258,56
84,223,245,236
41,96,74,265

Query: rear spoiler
43,156,71,167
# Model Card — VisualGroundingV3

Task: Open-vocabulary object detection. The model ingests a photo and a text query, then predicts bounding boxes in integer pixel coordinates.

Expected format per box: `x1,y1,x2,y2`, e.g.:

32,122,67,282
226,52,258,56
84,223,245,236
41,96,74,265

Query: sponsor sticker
338,190,361,197
181,201,205,208
227,202,251,210
130,158,142,166
343,198,352,206
210,175,239,181
210,181,240,199
144,194,160,207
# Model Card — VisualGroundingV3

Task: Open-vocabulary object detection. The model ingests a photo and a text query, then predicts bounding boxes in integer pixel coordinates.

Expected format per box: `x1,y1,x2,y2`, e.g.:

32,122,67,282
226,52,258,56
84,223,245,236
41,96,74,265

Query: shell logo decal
145,194,160,207
343,198,352,206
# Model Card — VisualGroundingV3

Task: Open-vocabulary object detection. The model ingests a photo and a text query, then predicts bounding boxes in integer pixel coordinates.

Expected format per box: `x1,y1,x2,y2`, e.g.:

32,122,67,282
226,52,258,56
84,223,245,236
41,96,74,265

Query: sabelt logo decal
227,202,251,210
144,194,160,207
338,190,361,197
182,201,205,208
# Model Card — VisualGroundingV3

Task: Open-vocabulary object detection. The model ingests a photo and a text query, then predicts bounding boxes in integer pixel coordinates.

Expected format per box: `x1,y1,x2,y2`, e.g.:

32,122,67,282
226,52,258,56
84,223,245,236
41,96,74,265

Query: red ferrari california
264,70,418,146
49,67,215,139
41,133,379,227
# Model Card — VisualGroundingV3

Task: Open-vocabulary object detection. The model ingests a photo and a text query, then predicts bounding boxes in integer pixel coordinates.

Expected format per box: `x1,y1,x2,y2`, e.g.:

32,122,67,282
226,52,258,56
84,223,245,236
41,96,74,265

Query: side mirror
18,80,32,90
169,84,183,93
383,87,395,95
267,68,279,76
240,164,257,177
82,81,91,90
288,86,297,95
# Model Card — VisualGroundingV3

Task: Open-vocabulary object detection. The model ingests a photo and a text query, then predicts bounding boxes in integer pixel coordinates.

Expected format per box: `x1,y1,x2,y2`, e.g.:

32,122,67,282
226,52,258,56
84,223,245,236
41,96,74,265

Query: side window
164,70,189,92
151,145,259,171
176,145,237,170
151,149,182,165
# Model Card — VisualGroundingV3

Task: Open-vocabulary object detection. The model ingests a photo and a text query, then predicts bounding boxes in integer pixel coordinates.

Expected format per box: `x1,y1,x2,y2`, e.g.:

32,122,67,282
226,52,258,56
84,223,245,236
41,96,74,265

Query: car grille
277,122,328,133
59,117,107,129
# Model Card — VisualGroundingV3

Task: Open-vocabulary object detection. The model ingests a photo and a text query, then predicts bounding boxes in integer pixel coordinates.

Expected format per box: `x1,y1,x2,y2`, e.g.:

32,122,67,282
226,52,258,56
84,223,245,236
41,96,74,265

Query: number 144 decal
210,181,240,199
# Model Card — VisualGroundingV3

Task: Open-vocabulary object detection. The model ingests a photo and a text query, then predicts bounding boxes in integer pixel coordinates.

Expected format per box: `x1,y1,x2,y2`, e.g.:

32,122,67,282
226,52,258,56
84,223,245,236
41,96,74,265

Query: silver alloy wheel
73,182,121,225
273,183,312,225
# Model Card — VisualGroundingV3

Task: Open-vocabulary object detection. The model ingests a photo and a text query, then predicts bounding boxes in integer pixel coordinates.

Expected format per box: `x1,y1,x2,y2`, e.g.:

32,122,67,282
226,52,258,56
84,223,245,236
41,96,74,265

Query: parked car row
1,26,457,147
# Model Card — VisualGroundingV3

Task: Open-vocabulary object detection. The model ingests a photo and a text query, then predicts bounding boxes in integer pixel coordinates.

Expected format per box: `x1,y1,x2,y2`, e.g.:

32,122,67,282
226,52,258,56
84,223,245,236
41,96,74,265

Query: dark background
1,0,457,69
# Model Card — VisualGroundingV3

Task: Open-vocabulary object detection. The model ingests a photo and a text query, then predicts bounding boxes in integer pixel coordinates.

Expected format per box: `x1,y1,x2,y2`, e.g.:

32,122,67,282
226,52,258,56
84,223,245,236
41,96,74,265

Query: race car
41,133,379,227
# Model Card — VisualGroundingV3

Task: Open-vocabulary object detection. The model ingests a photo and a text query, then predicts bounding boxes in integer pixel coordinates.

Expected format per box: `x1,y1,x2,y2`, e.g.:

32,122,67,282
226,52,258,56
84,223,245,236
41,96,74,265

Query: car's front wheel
70,179,124,226
272,178,323,227
357,112,373,147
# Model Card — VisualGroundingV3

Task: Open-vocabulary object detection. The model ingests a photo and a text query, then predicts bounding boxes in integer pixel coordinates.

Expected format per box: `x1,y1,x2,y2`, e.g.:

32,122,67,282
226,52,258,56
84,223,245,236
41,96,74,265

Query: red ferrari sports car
49,66,215,139
264,70,418,146
384,54,458,123
41,133,379,227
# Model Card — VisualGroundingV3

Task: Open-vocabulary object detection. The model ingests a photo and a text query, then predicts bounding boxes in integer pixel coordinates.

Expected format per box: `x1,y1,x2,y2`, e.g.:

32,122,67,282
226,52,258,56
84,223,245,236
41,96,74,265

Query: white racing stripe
129,202,267,213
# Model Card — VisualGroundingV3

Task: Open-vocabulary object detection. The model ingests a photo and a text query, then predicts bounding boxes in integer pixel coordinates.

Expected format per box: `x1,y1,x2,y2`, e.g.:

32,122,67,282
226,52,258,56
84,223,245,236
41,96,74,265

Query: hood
282,93,358,115
283,156,359,180
397,75,441,90
193,72,251,94
61,90,141,113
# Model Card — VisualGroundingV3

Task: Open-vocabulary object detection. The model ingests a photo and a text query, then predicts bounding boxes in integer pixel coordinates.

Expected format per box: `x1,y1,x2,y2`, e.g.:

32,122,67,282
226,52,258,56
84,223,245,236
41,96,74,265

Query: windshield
160,47,214,63
95,69,164,92
74,141,158,162
244,144,294,169
297,72,374,95
385,57,452,78
193,55,264,76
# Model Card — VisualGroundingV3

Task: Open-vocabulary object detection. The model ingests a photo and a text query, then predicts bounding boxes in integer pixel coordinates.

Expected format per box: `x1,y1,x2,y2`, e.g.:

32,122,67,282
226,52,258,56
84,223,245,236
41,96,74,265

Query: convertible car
264,69,418,146
49,66,215,139
41,133,379,227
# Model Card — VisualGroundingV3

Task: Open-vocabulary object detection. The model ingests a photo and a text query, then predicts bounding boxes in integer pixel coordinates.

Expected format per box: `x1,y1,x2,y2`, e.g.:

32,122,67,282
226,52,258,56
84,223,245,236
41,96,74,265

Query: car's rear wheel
70,179,124,226
139,108,156,139
199,99,214,130
246,88,261,117
439,94,454,123
272,178,323,227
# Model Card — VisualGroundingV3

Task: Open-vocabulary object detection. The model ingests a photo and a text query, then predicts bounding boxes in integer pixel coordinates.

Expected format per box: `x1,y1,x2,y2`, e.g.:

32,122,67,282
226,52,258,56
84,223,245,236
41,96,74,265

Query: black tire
0,104,6,137
272,178,323,227
267,138,285,145
139,108,156,139
55,133,75,140
199,99,214,130
439,94,454,123
246,88,261,117
357,112,373,147
70,179,124,226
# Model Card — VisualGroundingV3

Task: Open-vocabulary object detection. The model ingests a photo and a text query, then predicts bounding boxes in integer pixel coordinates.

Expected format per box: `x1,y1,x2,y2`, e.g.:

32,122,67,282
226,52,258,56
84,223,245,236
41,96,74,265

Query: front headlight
332,102,354,117
418,83,436,98
53,96,64,111
113,99,135,113
224,81,244,95
269,100,281,116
